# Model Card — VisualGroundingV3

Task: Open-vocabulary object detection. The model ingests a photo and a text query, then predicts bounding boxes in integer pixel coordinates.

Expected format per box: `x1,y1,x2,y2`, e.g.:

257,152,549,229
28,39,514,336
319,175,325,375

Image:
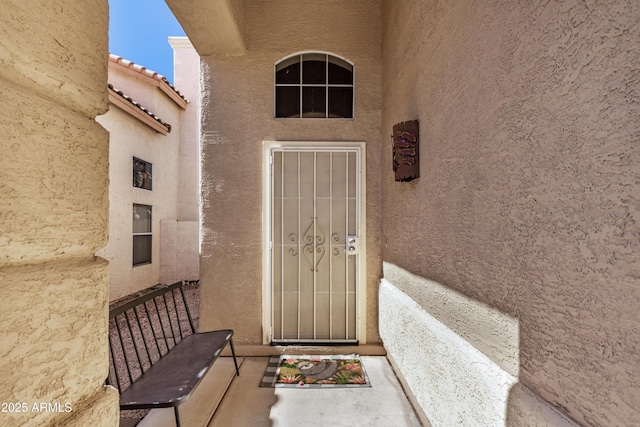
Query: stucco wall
160,220,200,284
381,1,639,426
166,38,202,285
380,275,518,427
198,0,382,345
97,66,182,301
0,1,119,425
171,37,201,223
381,264,580,427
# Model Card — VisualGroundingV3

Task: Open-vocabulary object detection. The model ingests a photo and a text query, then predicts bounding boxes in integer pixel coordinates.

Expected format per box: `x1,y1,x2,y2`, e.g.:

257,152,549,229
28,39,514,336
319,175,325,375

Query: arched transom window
275,52,354,119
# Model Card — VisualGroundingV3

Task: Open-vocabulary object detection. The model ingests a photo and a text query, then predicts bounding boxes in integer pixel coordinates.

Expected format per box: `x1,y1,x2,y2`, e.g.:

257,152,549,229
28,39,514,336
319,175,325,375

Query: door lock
346,236,359,255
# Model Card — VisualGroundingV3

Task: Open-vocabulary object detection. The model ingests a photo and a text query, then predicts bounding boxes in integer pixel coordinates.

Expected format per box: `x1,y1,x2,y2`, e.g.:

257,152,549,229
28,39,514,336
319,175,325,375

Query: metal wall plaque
392,120,419,182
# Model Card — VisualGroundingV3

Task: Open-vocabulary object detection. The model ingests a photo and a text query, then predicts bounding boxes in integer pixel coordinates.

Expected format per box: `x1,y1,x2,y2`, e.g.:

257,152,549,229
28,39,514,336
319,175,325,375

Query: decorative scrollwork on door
301,217,325,271
288,233,298,256
332,233,342,256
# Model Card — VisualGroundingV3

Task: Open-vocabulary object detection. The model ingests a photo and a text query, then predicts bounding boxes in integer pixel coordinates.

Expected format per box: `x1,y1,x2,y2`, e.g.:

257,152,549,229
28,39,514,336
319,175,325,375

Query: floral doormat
260,354,371,388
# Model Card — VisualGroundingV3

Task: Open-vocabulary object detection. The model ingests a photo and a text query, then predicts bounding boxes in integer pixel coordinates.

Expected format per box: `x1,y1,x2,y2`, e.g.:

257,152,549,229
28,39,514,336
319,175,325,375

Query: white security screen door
268,145,363,344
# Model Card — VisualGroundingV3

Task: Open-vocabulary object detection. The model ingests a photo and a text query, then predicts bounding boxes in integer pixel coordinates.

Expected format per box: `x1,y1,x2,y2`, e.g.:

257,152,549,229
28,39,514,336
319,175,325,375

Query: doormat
260,354,371,388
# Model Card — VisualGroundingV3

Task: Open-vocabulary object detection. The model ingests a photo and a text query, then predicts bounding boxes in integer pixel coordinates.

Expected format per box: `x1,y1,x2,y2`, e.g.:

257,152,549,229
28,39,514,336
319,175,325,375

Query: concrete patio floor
136,355,422,427
208,356,422,427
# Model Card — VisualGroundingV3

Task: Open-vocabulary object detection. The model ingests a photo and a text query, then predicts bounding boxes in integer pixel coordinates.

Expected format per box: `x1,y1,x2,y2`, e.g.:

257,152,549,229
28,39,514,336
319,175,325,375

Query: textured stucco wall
381,1,639,426
383,263,520,377
96,65,183,301
164,38,202,284
160,220,199,284
0,1,119,425
166,0,246,56
171,37,201,223
197,0,382,345
380,276,518,427
381,264,580,427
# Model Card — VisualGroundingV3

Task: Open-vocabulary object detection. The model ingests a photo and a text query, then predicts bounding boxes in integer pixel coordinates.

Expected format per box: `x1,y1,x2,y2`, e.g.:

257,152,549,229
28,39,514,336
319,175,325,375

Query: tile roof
109,54,188,109
108,83,171,135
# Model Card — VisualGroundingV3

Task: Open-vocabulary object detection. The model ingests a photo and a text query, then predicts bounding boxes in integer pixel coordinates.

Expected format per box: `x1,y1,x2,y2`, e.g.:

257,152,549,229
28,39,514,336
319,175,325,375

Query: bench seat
108,282,239,426
119,329,234,410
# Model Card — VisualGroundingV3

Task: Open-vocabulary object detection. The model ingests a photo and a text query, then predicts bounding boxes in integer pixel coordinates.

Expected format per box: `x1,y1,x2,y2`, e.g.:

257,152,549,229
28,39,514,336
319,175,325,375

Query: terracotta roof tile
108,83,171,134
109,54,188,108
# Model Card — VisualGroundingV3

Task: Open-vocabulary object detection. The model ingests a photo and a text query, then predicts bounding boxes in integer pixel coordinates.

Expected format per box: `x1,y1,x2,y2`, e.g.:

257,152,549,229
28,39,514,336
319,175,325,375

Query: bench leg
174,406,181,427
229,338,240,376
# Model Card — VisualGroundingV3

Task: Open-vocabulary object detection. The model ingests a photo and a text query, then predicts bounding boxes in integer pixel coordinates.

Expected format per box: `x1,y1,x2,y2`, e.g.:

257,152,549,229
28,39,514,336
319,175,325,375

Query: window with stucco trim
275,53,354,119
133,204,152,266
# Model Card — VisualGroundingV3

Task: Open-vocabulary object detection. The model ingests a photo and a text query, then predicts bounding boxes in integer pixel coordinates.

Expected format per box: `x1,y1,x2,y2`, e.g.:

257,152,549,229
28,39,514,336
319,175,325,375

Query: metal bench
107,281,239,427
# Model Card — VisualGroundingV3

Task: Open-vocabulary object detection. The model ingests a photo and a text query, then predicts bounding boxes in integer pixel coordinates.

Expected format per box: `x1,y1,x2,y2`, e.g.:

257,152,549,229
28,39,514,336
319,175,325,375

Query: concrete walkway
208,356,422,427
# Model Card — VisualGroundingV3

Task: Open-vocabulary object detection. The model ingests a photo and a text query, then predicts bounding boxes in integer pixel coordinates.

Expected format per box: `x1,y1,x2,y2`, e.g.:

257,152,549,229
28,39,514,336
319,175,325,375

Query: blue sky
109,0,186,84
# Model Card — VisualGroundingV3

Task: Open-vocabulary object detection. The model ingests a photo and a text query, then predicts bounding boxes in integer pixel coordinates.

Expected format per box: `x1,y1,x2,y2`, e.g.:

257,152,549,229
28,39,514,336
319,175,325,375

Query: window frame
133,157,153,191
132,203,152,267
274,51,355,120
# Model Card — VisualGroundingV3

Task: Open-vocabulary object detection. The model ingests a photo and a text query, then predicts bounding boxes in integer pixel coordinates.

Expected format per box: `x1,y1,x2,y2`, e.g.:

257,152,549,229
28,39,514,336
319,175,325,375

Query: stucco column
0,1,119,425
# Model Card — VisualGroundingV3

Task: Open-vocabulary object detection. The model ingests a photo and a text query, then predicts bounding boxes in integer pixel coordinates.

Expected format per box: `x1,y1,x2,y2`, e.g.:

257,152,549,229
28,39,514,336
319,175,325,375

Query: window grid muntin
275,53,354,119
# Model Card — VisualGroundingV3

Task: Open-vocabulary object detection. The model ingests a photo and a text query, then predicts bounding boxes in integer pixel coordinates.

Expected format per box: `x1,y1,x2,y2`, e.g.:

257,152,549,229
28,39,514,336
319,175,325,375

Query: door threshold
271,340,359,346
232,343,387,356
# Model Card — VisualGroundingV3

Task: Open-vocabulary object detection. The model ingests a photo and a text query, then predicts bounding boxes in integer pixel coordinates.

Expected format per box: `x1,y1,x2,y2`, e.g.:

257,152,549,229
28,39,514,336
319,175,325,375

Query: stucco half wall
380,263,579,427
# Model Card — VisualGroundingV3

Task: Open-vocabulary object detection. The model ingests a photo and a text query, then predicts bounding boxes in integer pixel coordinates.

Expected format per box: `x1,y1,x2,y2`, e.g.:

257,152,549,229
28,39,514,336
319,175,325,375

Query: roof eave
108,88,170,135
108,54,188,109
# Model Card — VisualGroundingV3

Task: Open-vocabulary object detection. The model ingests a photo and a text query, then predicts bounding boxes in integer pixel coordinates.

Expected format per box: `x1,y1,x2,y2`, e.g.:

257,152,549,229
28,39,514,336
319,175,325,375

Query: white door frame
262,140,367,344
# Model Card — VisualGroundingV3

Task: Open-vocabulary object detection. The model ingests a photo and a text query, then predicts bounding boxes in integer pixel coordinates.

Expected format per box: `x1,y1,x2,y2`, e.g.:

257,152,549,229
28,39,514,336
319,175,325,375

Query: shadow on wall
505,383,580,427
382,261,520,375
380,263,579,426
